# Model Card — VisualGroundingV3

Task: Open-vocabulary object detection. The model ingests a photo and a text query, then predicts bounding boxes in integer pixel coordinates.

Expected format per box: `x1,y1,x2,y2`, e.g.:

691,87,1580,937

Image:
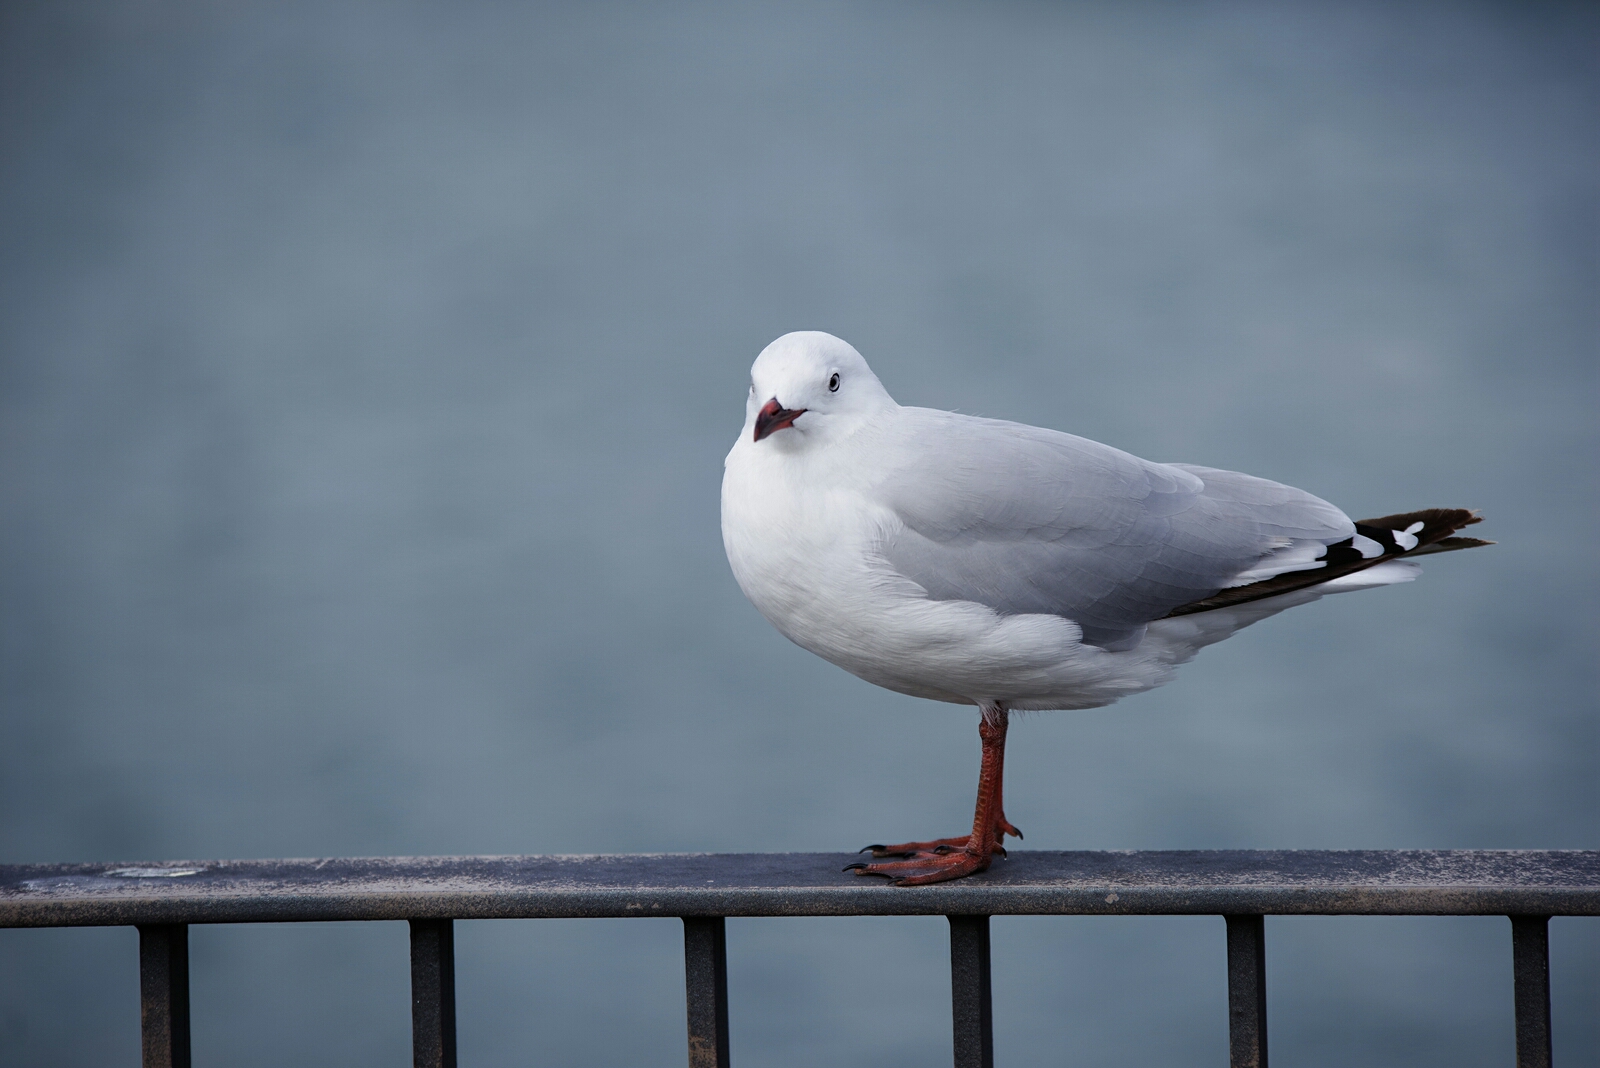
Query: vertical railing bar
409,918,458,1068
1224,914,1267,1068
947,914,994,1068
137,923,191,1068
683,916,730,1068
1509,915,1551,1068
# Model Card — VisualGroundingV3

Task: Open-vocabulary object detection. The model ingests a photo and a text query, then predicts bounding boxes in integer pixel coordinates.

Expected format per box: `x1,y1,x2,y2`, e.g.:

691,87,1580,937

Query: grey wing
876,411,1354,647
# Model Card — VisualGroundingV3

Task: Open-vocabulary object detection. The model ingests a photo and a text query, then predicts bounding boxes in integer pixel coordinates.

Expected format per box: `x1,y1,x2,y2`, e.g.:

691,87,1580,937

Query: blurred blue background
1,2,1596,1065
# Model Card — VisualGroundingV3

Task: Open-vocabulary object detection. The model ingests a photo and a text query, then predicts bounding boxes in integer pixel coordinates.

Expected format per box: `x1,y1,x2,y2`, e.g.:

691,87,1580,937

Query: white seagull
721,331,1488,885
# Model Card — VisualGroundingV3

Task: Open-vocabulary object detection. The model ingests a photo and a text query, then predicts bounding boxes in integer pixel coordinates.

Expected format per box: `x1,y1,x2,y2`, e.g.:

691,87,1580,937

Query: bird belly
722,456,1193,710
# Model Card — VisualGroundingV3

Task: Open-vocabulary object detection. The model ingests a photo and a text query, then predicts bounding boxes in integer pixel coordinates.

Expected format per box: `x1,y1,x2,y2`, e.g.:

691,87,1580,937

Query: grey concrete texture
4,851,1599,926
0,2,1595,1065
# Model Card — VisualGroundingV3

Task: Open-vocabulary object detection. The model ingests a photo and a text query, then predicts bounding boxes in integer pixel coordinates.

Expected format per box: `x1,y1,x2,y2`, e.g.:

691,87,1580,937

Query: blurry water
1,2,1595,1065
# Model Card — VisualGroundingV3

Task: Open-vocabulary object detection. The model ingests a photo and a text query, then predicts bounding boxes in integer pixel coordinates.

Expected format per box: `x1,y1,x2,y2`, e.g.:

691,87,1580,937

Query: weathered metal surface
2,851,1596,928
137,924,190,1068
1224,915,1267,1068
682,917,730,1068
409,919,457,1068
948,916,994,1068
1510,915,1552,1068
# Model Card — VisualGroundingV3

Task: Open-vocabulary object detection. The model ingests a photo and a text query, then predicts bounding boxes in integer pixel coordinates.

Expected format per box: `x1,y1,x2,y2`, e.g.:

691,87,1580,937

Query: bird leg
847,706,1020,885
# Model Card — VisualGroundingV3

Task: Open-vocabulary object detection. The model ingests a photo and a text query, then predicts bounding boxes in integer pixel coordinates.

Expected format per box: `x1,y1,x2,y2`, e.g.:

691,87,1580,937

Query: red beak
753,397,806,442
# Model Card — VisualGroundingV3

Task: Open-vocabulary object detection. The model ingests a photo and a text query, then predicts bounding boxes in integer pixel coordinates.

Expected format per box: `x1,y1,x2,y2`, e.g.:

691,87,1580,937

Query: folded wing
874,410,1354,647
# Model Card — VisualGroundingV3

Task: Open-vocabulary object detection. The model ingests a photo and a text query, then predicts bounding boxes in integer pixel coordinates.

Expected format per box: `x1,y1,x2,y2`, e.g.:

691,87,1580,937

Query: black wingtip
1164,507,1490,618
1409,536,1495,556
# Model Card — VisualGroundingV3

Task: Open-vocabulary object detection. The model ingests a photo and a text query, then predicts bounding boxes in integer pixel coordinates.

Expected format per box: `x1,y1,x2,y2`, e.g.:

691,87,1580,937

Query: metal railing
3,849,1596,1068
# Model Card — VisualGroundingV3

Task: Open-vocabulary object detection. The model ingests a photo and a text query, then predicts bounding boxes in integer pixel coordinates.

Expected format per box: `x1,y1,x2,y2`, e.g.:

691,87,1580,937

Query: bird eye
828,373,840,392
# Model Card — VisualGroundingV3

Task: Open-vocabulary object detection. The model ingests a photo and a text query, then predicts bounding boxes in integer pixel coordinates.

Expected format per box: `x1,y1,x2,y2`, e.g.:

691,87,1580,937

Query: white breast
722,432,1128,707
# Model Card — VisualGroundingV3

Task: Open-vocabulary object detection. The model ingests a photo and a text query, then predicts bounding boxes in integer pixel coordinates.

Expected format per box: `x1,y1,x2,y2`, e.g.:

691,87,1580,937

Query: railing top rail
3,850,1596,929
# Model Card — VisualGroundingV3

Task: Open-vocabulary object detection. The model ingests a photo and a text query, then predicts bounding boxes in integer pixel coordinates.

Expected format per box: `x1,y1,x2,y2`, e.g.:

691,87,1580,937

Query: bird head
743,332,895,448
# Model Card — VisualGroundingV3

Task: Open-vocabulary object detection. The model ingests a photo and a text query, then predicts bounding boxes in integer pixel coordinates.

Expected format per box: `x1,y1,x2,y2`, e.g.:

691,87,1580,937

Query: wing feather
873,410,1354,646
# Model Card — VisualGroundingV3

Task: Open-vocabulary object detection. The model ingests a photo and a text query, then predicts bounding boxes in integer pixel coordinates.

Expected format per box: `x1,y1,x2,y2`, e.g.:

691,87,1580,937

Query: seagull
721,331,1488,885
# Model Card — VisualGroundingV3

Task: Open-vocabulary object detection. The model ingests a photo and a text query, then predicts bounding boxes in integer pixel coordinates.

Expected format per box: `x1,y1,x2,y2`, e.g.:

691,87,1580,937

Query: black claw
1014,828,1024,840
859,844,885,854
847,864,896,881
932,845,954,854
843,862,868,872
995,846,1008,858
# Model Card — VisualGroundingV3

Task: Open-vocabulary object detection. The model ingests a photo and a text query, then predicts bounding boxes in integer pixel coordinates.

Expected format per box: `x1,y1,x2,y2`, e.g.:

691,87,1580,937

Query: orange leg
846,706,1021,885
